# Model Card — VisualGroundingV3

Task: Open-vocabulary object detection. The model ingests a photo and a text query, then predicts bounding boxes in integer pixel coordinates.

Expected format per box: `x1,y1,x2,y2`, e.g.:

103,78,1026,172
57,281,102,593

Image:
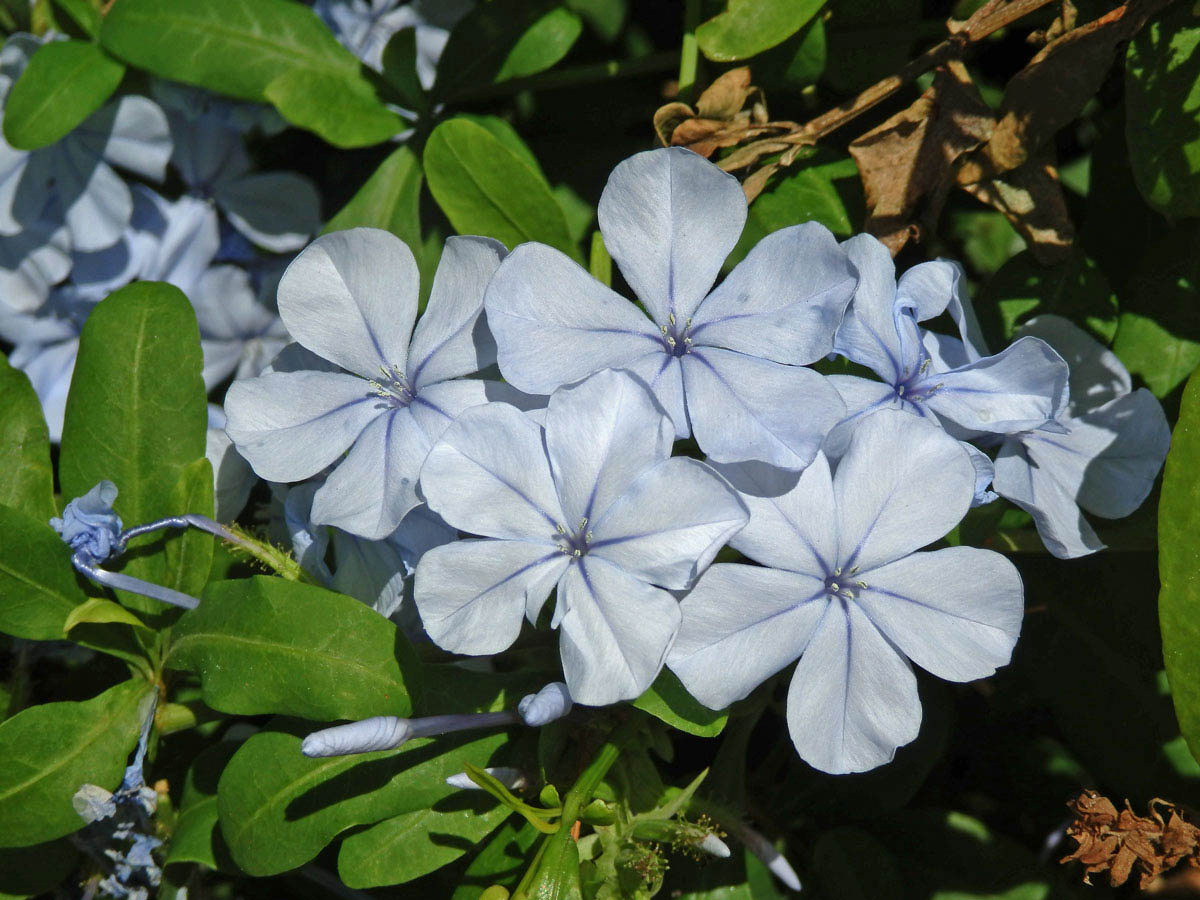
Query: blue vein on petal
439,549,561,620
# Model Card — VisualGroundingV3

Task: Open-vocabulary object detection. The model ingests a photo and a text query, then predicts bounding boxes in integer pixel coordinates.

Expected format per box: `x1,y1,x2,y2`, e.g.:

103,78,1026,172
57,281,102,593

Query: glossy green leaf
452,820,541,900
337,799,511,888
0,355,54,522
978,250,1119,343
165,740,239,870
634,670,727,738
424,117,579,260
49,0,100,37
755,17,826,89
2,40,124,150
566,0,625,42
1160,368,1200,764
696,0,825,62
324,143,423,251
264,67,401,148
0,679,152,847
0,504,89,642
58,282,207,615
216,720,508,875
0,839,78,897
1126,5,1200,216
379,28,425,111
1113,312,1200,399
168,576,419,720
162,458,214,599
62,597,150,637
434,0,581,101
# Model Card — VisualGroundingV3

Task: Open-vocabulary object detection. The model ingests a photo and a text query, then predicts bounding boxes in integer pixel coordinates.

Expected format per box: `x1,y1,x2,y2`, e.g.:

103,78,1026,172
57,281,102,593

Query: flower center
894,357,943,404
369,364,416,408
659,313,693,358
824,566,866,601
555,518,592,560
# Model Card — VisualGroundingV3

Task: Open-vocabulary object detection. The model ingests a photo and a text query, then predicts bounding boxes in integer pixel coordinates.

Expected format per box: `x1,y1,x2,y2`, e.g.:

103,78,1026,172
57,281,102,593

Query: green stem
678,0,702,104
218,524,320,584
449,51,678,103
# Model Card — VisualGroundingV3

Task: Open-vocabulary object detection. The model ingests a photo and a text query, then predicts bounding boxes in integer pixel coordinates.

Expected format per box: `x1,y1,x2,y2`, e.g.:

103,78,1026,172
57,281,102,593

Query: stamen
668,313,676,325
666,336,676,347
660,324,669,336
556,523,567,534
833,567,842,576
828,582,840,592
919,358,931,375
857,580,868,589
848,565,859,575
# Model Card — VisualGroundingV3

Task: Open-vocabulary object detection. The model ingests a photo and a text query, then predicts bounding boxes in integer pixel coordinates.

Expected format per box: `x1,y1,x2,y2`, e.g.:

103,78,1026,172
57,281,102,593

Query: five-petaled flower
414,368,749,706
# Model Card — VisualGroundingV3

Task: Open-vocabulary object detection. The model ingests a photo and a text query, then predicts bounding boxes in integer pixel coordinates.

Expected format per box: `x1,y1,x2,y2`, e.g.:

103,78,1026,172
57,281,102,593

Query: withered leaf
959,153,1075,265
695,66,757,121
652,67,793,160
848,60,994,254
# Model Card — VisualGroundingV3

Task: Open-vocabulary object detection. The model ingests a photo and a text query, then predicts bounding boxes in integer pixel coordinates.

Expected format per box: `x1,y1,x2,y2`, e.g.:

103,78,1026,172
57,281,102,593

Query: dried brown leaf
651,68,794,159
695,67,754,120
653,101,696,147
959,153,1074,264
848,60,994,254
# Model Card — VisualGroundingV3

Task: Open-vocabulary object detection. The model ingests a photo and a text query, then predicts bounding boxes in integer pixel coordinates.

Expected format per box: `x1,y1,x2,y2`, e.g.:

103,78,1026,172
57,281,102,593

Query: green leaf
811,827,903,900
755,17,826,90
58,282,207,615
566,0,626,42
1125,5,1200,217
168,576,419,720
379,27,425,111
337,799,511,888
162,458,214,599
324,144,423,251
264,67,401,148
0,679,152,847
0,839,78,897
164,740,239,870
0,504,88,642
452,820,541,900
434,0,581,101
63,597,150,636
0,355,54,522
633,670,727,738
216,720,508,875
1160,368,1200,764
1113,312,1200,400
49,0,100,37
2,40,124,150
977,250,1119,344
823,0,921,94
696,0,825,62
424,117,579,261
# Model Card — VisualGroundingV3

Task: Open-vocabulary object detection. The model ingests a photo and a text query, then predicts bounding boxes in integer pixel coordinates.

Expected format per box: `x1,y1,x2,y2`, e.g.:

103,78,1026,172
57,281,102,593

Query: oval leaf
633,670,727,738
2,40,125,150
168,576,419,721
696,0,826,62
324,144,423,248
264,67,401,149
0,504,89,642
0,354,54,522
0,679,152,847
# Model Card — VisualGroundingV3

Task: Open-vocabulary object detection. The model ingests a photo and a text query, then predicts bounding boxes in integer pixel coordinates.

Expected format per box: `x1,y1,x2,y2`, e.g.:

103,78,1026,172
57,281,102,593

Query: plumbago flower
414,368,749,706
226,228,522,539
992,315,1170,558
485,147,856,470
316,0,472,79
0,34,171,311
669,410,1023,774
828,235,1069,481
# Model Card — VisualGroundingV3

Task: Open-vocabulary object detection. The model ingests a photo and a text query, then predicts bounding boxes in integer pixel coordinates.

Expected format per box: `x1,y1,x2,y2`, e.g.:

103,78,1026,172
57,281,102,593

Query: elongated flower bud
517,682,572,726
445,767,528,791
301,716,413,757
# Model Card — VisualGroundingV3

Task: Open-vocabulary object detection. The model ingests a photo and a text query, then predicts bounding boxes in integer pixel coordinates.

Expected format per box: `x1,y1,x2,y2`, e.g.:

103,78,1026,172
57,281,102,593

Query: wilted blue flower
485,147,856,470
828,235,1070,457
226,228,526,539
669,410,1023,774
51,480,123,561
153,82,320,253
315,0,471,80
992,315,1171,558
414,368,749,705
0,34,171,309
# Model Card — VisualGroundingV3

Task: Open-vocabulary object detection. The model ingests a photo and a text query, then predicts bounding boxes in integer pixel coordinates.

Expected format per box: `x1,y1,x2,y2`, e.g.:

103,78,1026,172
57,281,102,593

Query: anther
833,567,842,576
829,582,840,593
660,324,669,336
585,531,593,542
556,523,567,534
856,581,868,589
848,566,859,575
919,358,931,375
666,336,676,347
668,313,676,325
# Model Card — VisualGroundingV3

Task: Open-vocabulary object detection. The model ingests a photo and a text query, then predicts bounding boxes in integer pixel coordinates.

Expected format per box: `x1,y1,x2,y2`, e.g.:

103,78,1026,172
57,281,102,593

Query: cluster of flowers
220,147,1171,775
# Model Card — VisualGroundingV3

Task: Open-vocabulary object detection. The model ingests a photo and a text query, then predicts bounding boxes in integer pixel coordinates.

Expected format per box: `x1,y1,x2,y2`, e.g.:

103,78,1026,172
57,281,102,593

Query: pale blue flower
827,235,1070,456
669,410,1024,774
992,315,1171,558
485,147,856,470
414,368,749,705
206,404,256,523
315,0,471,81
51,480,123,561
0,34,171,310
226,228,526,540
153,82,320,253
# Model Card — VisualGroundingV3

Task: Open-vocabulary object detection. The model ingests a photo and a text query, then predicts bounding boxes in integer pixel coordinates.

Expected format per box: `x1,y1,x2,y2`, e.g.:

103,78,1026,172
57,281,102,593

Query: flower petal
484,242,660,393
408,377,541,443
786,600,921,774
619,352,690,438
224,370,381,482
414,539,568,655
895,258,966,323
708,453,836,575
544,368,673,527
0,221,71,313
923,336,1069,434
589,456,748,590
57,144,131,253
597,147,746,324
277,228,419,379
833,234,904,380
835,409,975,572
310,408,428,539
420,400,564,540
855,547,1023,682
670,564,826,709
558,557,681,705
992,438,1105,559
408,235,506,387
683,347,845,469
1015,314,1131,416
824,375,904,457
84,95,172,183
692,222,855,365
214,171,322,253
